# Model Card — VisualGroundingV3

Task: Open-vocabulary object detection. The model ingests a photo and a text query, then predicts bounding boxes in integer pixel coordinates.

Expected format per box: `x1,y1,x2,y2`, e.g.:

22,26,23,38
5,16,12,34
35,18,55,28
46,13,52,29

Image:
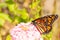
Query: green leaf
0,13,12,26
0,19,5,27
6,0,14,4
6,35,11,40
15,8,29,21
0,3,7,8
8,4,15,12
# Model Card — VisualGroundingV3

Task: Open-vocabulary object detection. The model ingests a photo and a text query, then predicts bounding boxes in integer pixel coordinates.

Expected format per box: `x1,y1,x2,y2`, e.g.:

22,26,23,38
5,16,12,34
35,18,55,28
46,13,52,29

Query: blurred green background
0,0,56,40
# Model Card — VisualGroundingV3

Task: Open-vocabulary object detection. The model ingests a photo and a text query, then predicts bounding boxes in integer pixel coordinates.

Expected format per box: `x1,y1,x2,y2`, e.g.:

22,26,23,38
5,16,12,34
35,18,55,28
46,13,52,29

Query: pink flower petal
10,22,43,40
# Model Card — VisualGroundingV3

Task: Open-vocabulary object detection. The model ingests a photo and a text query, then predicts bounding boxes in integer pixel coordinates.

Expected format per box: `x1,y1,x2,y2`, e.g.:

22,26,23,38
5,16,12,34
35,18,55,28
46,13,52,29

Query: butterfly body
32,15,58,34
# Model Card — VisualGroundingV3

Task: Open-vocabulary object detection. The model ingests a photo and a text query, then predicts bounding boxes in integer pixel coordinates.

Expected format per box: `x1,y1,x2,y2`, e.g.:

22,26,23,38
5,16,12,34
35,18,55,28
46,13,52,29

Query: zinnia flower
10,22,43,40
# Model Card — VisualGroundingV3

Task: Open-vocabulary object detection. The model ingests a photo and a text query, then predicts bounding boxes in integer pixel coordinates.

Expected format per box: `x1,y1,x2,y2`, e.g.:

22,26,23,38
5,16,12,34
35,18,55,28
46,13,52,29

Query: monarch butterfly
32,15,58,34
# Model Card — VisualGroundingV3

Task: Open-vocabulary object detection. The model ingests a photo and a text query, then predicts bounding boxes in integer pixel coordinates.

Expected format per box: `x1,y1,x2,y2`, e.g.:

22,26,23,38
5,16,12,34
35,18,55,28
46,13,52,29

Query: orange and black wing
32,15,58,34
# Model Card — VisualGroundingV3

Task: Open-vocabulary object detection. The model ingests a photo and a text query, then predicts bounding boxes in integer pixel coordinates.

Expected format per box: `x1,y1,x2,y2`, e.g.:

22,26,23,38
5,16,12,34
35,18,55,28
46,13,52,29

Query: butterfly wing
32,15,58,34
